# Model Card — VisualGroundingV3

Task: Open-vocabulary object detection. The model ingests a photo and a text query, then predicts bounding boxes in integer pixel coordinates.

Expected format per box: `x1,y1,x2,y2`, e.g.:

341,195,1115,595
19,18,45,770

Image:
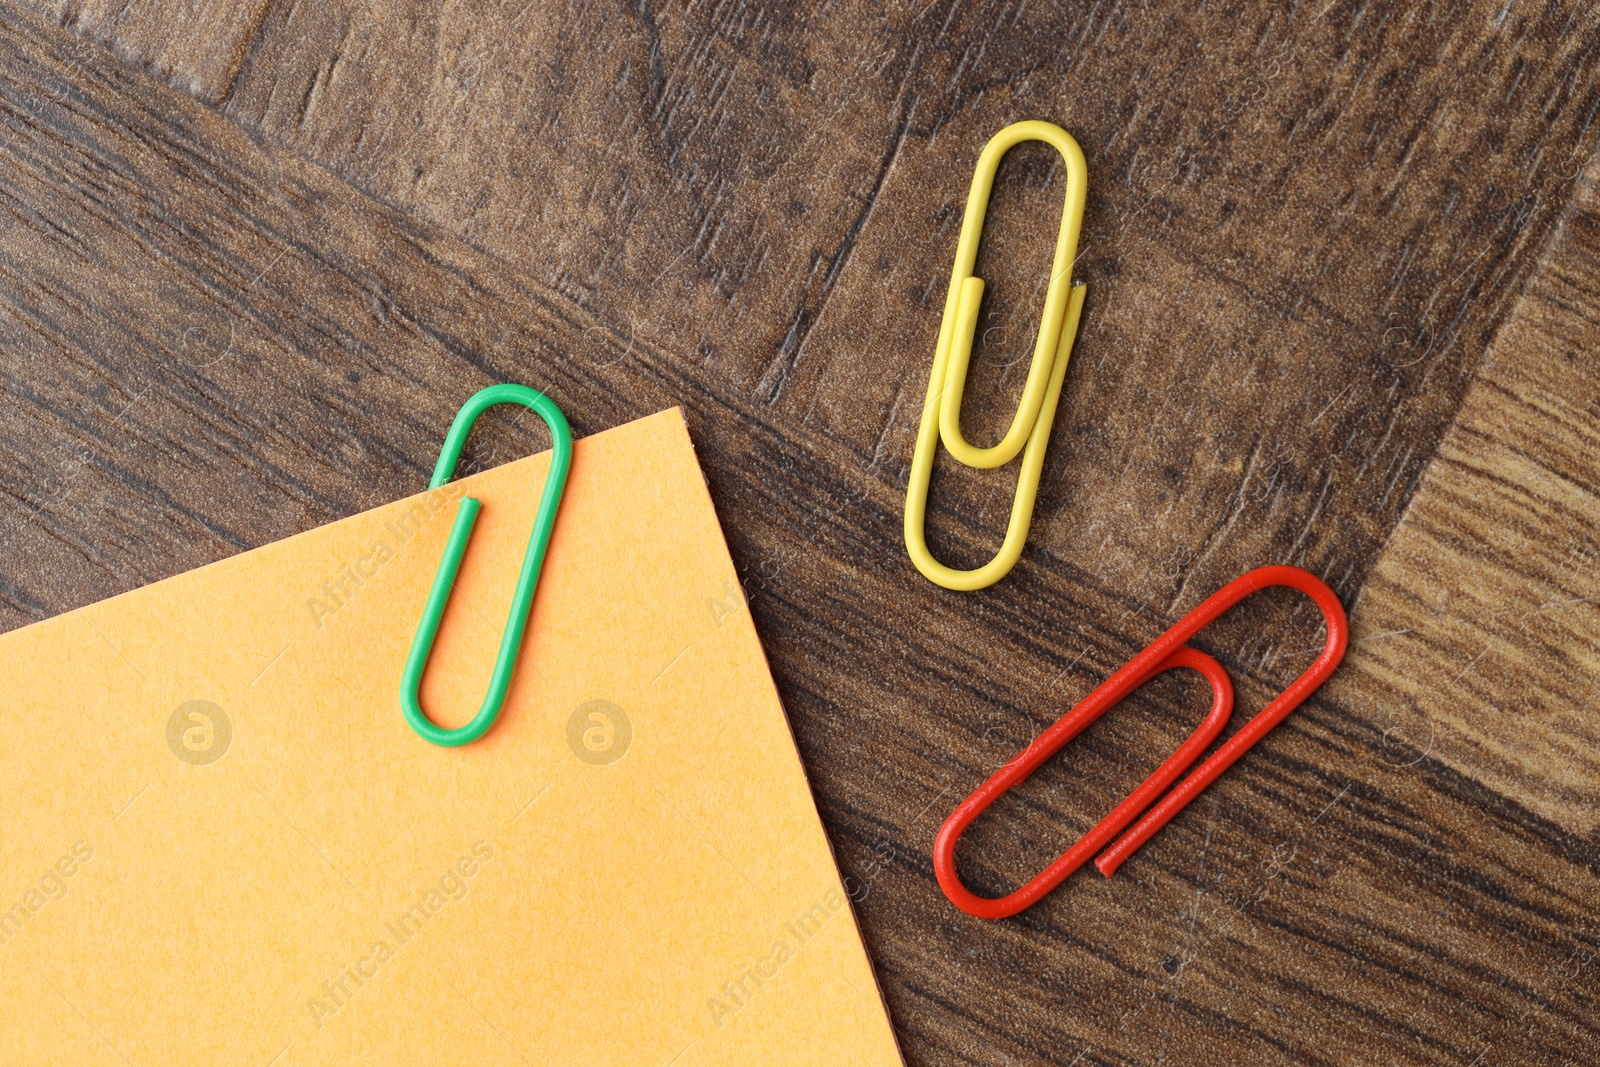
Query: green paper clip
400,383,573,747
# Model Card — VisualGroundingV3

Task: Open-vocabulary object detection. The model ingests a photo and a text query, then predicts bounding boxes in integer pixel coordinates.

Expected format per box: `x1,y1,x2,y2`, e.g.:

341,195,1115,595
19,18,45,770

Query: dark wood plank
1,3,1598,1065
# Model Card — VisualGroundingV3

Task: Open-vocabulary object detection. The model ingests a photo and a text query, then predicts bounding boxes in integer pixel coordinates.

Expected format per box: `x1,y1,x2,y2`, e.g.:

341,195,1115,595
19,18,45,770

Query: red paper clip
933,564,1348,920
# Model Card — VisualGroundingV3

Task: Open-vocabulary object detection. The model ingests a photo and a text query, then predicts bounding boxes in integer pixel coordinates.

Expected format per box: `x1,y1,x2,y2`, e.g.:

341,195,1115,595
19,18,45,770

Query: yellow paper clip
905,120,1088,590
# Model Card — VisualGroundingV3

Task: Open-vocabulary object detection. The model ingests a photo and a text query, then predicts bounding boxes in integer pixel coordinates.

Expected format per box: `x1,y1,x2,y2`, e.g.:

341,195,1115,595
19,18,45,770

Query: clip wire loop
934,564,1349,919
400,383,573,747
905,120,1089,591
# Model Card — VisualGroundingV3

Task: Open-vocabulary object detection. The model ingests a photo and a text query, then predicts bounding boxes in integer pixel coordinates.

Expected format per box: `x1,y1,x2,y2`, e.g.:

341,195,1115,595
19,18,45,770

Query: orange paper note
0,408,902,1066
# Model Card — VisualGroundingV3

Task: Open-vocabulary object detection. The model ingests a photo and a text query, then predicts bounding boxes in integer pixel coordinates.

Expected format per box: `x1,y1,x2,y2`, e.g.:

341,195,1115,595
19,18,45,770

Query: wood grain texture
1339,160,1600,838
0,2,1597,1065
27,0,271,102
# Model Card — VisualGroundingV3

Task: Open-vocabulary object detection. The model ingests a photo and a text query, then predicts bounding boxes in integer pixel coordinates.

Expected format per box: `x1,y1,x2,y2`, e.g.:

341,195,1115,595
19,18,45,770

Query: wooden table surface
3,2,1599,1063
